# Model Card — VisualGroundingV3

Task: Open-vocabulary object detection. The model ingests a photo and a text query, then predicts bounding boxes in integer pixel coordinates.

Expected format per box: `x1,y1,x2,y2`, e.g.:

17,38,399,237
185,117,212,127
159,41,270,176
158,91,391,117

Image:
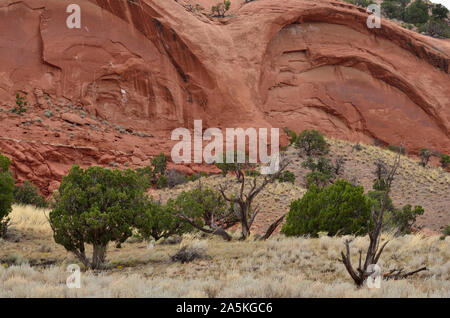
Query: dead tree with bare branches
219,157,290,240
340,149,427,286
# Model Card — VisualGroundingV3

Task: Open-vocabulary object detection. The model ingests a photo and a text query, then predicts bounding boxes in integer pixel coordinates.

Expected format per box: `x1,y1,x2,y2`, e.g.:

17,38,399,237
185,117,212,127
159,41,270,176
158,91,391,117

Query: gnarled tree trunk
91,244,107,269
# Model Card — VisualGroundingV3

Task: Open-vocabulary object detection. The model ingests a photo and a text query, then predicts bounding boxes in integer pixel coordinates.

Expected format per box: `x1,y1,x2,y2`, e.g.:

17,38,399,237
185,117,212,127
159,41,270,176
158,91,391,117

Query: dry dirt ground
0,204,449,297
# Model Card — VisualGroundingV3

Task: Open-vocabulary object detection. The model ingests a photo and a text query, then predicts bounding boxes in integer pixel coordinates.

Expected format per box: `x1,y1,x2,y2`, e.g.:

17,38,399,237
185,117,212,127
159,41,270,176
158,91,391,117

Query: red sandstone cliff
0,0,449,194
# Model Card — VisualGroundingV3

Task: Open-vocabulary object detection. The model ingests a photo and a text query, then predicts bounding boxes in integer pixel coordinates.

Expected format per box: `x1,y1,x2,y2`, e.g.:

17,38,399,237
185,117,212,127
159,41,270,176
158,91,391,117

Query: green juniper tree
0,152,14,237
295,129,329,157
49,165,148,269
282,180,372,237
134,199,192,241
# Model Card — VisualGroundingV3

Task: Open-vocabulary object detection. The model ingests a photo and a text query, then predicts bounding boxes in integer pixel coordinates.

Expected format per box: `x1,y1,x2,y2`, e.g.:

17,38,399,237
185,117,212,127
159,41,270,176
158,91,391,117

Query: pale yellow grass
1,223,449,297
8,204,51,234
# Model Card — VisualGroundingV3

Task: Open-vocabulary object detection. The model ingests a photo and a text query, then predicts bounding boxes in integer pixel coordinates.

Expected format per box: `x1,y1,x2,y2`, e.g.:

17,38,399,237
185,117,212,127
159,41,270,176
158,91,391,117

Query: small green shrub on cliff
440,225,450,240
381,0,408,20
277,170,295,184
295,129,329,157
432,4,449,20
388,144,405,154
151,153,168,175
419,148,431,167
405,0,429,25
0,152,14,237
418,19,450,38
343,0,375,8
440,154,450,168
211,0,231,17
282,180,372,237
12,93,28,115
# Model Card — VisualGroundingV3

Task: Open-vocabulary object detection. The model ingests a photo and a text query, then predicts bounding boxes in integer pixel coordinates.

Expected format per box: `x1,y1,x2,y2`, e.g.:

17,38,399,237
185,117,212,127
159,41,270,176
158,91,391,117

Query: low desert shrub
282,180,372,237
295,129,329,157
405,0,430,25
344,0,375,8
12,93,28,115
419,148,431,167
367,190,424,234
277,170,295,183
171,245,208,263
151,153,168,175
381,0,406,20
211,0,231,17
156,175,168,189
245,169,261,177
302,156,336,188
13,181,47,208
388,144,405,154
165,169,187,188
418,19,450,38
440,225,450,240
168,186,237,234
440,154,450,168
134,199,192,241
0,152,14,237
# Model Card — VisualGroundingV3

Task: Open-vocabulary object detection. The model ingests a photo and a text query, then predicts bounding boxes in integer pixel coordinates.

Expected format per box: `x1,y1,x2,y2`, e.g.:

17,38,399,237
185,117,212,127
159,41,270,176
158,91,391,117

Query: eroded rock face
0,0,449,194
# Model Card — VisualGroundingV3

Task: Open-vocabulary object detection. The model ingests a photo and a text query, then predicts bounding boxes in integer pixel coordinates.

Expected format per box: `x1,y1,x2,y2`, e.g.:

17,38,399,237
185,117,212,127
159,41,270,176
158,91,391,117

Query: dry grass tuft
8,204,51,234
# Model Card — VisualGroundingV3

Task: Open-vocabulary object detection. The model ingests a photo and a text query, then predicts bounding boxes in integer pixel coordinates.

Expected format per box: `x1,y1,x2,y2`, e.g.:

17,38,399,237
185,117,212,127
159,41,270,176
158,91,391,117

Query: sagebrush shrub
165,169,187,188
171,245,207,263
